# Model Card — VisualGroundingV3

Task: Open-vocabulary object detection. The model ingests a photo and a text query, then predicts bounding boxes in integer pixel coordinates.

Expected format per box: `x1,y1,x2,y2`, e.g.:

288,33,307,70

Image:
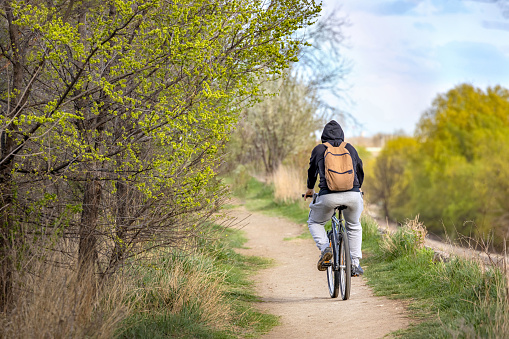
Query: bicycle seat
335,205,348,211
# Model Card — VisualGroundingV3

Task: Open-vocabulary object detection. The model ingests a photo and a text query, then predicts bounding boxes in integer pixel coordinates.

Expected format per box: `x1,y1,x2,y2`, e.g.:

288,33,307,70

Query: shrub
380,216,426,260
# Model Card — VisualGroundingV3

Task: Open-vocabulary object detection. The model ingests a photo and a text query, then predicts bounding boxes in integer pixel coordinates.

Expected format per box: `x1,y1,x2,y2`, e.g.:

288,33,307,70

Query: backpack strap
323,141,347,148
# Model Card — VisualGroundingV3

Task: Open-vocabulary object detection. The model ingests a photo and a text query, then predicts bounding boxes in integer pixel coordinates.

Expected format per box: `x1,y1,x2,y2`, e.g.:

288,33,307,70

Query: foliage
227,72,323,174
412,84,509,245
224,8,350,176
363,136,418,220
366,84,509,249
0,0,322,308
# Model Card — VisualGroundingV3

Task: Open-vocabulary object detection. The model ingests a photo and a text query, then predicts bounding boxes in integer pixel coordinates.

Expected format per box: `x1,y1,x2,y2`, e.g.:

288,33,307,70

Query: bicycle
303,192,352,300
324,204,351,300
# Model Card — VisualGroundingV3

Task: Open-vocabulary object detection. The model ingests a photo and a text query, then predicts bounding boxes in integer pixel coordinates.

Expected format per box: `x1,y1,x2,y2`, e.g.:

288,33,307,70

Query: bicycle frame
327,204,351,299
330,208,345,271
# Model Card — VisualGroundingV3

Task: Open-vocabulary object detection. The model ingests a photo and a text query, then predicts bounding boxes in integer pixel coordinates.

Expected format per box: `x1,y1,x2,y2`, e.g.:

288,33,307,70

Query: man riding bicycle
304,120,364,276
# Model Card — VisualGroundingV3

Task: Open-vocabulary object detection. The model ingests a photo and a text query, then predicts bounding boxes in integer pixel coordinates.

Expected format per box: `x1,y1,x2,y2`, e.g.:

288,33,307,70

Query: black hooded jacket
307,120,364,195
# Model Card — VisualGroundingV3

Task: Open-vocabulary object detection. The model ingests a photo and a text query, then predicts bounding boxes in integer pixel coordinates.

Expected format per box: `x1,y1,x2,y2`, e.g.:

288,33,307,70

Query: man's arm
304,145,319,200
357,157,364,188
307,145,319,189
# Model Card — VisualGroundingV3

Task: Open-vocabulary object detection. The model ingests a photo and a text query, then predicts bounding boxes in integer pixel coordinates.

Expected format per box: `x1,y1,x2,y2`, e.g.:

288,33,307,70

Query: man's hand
303,189,314,200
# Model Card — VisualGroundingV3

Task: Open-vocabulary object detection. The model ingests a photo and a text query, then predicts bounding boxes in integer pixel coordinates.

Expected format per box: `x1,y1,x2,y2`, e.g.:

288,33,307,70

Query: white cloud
323,0,509,135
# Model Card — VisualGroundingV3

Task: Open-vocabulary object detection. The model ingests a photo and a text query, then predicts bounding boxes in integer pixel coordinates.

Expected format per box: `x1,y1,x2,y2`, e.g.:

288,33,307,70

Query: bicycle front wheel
327,233,340,298
339,229,352,300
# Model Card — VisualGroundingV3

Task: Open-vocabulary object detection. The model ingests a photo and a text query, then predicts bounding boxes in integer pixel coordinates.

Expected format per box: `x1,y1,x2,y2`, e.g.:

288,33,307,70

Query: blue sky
324,0,509,136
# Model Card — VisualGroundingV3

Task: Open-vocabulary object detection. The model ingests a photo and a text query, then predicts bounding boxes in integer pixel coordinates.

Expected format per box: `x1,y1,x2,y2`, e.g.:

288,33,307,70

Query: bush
380,216,426,260
230,165,252,197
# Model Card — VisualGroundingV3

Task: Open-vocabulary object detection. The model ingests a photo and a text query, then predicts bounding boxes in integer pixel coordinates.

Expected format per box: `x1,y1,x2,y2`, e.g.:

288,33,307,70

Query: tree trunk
0,172,13,311
0,134,16,311
0,1,24,310
78,172,101,276
107,179,128,272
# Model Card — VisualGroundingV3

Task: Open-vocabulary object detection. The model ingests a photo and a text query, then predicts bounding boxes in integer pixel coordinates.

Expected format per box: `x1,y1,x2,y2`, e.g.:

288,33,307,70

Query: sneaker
351,264,364,277
317,247,332,271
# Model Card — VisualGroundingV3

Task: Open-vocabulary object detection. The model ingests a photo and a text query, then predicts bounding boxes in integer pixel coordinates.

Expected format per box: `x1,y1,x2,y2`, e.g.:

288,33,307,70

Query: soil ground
232,207,410,339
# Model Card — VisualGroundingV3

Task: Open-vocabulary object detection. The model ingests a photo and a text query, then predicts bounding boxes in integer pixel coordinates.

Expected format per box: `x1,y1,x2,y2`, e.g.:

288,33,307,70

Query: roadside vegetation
364,84,509,251
236,176,509,338
1,222,278,338
117,224,278,339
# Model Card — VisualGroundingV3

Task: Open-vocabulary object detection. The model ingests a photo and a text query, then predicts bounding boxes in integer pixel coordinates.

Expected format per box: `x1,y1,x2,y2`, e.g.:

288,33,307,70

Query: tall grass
361,214,380,249
118,224,278,338
0,223,277,339
0,252,129,339
380,216,426,260
270,165,305,203
118,250,232,337
363,215,509,338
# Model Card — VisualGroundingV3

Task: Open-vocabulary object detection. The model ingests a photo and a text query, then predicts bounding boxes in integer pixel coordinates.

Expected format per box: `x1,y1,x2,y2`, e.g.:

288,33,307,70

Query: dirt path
232,207,410,339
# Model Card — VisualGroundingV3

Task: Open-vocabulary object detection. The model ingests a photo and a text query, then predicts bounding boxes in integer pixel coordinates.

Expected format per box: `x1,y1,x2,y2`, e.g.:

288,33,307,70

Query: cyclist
303,120,364,276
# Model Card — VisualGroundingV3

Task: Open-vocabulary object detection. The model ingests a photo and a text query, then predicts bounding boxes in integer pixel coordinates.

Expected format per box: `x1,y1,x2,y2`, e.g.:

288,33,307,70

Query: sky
323,0,509,137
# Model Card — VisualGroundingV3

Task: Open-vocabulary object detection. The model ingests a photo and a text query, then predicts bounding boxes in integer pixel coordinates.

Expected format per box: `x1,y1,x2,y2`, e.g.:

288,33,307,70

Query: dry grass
271,165,305,203
0,244,232,338
0,254,130,339
133,254,231,329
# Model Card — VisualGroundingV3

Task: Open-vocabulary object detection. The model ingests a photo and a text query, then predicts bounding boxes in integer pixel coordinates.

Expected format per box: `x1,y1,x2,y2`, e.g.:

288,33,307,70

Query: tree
293,7,351,121
0,0,321,308
368,84,509,249
227,8,350,175
413,84,509,245
364,136,417,220
232,73,322,174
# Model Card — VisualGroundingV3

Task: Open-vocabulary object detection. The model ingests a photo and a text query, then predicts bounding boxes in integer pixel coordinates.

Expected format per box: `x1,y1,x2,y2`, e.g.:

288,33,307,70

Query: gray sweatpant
307,191,364,266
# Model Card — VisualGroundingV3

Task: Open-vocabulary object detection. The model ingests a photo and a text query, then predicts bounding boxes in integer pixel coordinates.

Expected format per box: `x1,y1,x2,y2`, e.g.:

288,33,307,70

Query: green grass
234,177,313,240
363,221,508,338
239,178,309,224
116,224,278,338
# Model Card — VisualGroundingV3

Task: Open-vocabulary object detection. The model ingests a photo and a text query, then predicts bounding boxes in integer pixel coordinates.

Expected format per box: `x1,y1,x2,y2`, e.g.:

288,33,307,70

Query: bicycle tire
327,230,340,298
339,228,352,300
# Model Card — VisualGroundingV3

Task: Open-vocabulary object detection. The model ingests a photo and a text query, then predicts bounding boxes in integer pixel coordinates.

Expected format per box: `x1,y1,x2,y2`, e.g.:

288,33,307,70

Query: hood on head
321,120,344,144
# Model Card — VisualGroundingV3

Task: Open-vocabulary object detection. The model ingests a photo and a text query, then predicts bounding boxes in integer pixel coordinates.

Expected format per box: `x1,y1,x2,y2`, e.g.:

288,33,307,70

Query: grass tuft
270,165,305,204
380,216,427,260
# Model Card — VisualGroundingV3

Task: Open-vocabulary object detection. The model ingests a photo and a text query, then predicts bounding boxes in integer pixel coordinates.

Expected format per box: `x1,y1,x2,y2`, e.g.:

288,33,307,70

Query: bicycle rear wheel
338,229,352,300
327,232,340,298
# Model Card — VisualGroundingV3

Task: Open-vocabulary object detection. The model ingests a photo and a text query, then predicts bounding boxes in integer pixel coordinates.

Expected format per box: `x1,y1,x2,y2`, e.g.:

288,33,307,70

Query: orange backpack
323,142,354,191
